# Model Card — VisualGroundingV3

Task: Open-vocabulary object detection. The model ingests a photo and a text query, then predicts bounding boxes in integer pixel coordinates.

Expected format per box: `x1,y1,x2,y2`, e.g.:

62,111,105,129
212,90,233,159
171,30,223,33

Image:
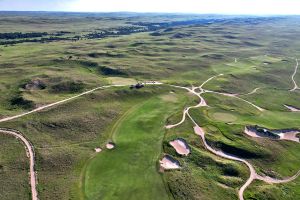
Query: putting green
106,77,137,85
83,94,186,200
211,112,237,123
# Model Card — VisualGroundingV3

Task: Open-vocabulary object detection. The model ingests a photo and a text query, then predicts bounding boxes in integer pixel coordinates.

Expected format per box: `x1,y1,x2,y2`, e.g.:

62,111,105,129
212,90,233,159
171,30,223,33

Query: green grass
83,92,188,200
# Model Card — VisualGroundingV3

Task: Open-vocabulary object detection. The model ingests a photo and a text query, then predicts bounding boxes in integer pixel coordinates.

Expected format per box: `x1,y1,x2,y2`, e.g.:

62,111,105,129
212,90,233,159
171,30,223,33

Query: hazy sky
1,0,300,15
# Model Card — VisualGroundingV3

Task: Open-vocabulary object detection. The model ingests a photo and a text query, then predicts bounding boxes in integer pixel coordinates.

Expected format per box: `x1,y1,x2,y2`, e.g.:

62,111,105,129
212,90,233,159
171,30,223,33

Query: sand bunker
106,142,115,149
94,148,102,153
245,126,299,142
160,155,181,170
284,105,300,112
274,130,300,142
169,138,190,156
244,127,261,138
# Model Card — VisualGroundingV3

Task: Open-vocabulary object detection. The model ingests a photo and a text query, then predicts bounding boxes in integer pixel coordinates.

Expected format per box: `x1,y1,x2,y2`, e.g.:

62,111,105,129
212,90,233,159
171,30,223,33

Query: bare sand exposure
169,138,190,156
277,131,299,142
106,142,115,149
244,126,299,143
284,104,300,112
94,148,102,153
159,155,181,170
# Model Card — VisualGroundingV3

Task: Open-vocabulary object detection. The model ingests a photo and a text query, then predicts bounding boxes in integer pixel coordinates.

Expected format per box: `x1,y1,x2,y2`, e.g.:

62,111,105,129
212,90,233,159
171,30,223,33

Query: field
0,12,299,200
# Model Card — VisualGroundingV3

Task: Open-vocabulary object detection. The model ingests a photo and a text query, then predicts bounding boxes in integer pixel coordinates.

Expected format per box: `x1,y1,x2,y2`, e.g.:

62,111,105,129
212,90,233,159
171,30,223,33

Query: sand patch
160,155,181,170
169,138,190,156
94,148,102,153
284,105,300,112
106,142,115,149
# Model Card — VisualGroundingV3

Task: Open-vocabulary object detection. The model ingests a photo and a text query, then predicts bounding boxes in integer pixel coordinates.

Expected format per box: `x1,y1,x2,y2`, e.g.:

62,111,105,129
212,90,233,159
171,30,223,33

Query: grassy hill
0,13,299,200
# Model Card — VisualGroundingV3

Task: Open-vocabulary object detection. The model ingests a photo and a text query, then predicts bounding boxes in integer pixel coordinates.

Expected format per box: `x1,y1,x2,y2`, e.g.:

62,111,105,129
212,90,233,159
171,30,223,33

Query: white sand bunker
284,105,300,112
94,148,102,153
244,126,299,143
160,155,181,170
244,127,262,138
106,142,115,149
274,130,300,143
169,138,190,156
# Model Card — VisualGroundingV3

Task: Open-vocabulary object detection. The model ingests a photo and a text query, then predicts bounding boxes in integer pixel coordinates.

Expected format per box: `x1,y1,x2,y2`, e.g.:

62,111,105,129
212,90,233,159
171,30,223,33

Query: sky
0,0,300,15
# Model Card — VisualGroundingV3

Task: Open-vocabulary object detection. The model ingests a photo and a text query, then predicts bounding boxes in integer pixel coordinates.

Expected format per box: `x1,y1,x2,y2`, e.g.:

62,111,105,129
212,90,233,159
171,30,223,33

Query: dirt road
290,58,299,91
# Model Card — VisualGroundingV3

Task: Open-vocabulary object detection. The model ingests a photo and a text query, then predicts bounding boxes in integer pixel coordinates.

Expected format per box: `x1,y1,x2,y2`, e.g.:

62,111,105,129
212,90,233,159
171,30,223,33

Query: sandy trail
290,58,299,91
0,129,38,200
166,76,299,200
166,84,208,129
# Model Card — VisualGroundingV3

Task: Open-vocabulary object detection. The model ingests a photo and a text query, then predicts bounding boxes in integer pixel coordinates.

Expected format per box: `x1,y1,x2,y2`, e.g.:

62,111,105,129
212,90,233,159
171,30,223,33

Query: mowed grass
83,94,187,200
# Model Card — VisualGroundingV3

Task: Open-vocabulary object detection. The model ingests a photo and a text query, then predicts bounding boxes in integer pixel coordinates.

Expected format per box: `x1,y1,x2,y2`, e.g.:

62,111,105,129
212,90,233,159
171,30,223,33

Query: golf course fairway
83,93,186,200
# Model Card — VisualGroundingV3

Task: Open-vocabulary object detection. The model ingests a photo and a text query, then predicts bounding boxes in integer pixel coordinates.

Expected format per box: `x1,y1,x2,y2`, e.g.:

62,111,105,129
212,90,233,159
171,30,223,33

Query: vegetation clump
50,81,85,93
23,79,46,90
10,94,34,109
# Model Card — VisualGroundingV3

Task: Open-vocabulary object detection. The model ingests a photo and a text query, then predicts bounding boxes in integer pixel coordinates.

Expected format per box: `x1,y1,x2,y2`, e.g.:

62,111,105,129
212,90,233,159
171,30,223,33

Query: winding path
0,128,38,200
290,58,299,91
166,76,299,200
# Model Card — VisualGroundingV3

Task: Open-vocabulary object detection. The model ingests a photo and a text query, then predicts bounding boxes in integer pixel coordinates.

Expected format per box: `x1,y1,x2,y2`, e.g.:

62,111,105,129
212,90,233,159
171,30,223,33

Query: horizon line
0,10,300,17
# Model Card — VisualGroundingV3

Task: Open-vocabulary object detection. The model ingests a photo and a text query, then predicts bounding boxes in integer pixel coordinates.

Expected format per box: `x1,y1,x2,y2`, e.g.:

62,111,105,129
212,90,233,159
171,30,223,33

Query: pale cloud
0,0,300,15
66,0,300,15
